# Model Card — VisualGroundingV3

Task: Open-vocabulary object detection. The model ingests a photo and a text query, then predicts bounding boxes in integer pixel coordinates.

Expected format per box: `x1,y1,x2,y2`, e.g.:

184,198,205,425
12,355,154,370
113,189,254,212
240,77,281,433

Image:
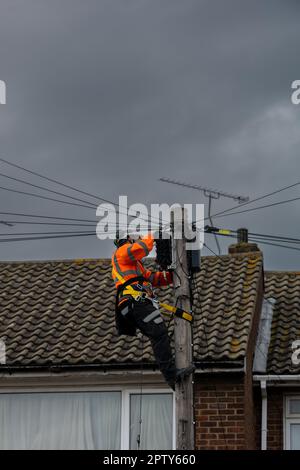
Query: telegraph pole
172,208,194,450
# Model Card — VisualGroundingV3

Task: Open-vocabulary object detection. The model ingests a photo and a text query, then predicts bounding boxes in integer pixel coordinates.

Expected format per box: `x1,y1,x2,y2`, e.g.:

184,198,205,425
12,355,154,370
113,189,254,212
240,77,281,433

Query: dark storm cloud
0,0,299,268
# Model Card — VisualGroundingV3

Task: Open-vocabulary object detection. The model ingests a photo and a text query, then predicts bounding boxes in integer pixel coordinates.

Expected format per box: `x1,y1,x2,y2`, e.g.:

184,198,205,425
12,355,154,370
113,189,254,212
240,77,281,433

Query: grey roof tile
0,254,263,368
265,271,300,374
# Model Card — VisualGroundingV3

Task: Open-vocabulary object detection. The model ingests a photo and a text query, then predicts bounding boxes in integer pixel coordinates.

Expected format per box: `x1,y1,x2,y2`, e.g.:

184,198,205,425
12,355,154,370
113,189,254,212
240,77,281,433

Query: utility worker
112,232,194,390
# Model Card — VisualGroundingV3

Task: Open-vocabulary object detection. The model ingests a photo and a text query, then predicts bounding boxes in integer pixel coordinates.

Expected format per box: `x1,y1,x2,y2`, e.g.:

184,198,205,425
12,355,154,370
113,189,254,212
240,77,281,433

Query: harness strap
159,302,193,323
116,275,146,295
115,272,148,303
113,263,193,323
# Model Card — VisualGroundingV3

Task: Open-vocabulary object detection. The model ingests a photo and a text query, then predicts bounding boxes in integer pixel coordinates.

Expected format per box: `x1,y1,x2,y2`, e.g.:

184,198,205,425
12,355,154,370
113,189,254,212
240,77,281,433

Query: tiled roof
0,254,263,369
265,272,300,374
192,254,262,363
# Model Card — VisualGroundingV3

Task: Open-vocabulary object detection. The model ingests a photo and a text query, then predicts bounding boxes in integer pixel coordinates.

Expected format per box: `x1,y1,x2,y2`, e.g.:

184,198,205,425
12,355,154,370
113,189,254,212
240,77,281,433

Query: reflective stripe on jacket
111,233,172,289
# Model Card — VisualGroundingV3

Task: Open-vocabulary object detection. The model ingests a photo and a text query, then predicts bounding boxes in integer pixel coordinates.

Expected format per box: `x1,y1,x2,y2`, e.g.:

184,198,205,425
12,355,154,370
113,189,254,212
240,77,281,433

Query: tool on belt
115,272,193,324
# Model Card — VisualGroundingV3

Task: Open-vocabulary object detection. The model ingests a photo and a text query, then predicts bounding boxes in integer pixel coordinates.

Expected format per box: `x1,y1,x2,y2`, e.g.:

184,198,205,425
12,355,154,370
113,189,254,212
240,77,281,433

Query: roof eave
0,359,245,375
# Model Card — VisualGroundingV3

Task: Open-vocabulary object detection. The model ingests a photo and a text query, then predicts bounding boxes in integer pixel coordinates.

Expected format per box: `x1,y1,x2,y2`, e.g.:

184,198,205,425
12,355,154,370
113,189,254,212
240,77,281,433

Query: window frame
284,395,300,450
122,388,175,450
0,384,175,450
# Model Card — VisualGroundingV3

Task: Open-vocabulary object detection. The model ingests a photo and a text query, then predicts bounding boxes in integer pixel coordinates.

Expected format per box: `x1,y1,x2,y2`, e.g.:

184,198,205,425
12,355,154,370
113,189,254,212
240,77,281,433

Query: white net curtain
0,390,173,450
0,391,121,450
130,393,173,450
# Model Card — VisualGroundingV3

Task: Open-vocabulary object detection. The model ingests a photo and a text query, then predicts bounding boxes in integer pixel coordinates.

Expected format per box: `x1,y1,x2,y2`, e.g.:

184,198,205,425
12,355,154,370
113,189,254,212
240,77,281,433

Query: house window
285,396,300,450
0,391,122,450
129,393,173,449
0,388,174,450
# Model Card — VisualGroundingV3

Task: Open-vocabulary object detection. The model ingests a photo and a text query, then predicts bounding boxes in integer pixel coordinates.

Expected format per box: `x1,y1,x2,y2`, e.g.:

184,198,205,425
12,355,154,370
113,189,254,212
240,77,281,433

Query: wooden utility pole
172,208,194,450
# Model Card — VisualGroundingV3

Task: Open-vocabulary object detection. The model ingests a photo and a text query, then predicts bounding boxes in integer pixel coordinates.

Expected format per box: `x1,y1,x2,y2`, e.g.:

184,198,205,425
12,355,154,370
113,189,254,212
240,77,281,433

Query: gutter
0,359,245,375
195,368,244,374
254,375,300,382
252,298,276,450
254,374,300,450
0,362,160,374
260,380,267,450
254,375,300,449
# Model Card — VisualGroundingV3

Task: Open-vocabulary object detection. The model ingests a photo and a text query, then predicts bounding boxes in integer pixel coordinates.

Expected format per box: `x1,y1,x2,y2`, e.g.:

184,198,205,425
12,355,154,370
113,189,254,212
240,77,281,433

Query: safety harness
114,269,193,324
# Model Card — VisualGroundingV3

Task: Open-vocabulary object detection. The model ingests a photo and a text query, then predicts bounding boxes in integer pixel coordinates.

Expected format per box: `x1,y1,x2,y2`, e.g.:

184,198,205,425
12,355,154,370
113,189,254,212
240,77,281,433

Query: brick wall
194,376,248,450
254,387,262,449
195,380,300,450
267,390,283,450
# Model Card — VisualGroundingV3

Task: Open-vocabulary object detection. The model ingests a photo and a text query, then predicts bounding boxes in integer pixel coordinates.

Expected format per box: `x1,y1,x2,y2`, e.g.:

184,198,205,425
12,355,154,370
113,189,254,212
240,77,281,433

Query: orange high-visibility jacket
111,233,172,289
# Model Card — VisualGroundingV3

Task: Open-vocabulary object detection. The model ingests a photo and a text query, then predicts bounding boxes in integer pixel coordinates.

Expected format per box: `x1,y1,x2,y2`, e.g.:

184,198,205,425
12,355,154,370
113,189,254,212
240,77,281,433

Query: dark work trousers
128,298,176,384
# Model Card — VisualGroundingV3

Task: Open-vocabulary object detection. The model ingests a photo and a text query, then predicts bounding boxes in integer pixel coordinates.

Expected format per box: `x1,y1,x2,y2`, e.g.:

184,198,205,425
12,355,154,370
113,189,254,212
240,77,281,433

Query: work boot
175,364,196,383
167,380,176,391
167,364,195,390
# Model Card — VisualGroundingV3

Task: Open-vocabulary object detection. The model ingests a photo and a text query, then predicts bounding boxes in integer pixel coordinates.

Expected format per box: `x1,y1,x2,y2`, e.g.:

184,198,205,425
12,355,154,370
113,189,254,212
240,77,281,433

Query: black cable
0,184,96,210
0,229,123,236
207,232,300,252
0,170,155,224
0,156,127,208
0,228,156,242
0,170,100,208
172,269,182,286
250,232,300,242
0,212,152,225
0,221,96,227
249,235,300,245
206,180,300,221
208,195,221,255
248,238,300,253
212,196,300,220
0,157,128,210
0,230,96,236
0,157,169,228
176,242,190,278
0,220,153,229
203,242,223,257
248,233,300,244
0,211,96,222
205,230,300,251
0,232,97,243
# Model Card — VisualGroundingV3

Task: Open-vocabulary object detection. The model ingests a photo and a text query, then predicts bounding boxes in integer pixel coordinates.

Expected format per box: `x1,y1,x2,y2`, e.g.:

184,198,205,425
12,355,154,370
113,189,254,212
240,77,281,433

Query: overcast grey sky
0,0,300,269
